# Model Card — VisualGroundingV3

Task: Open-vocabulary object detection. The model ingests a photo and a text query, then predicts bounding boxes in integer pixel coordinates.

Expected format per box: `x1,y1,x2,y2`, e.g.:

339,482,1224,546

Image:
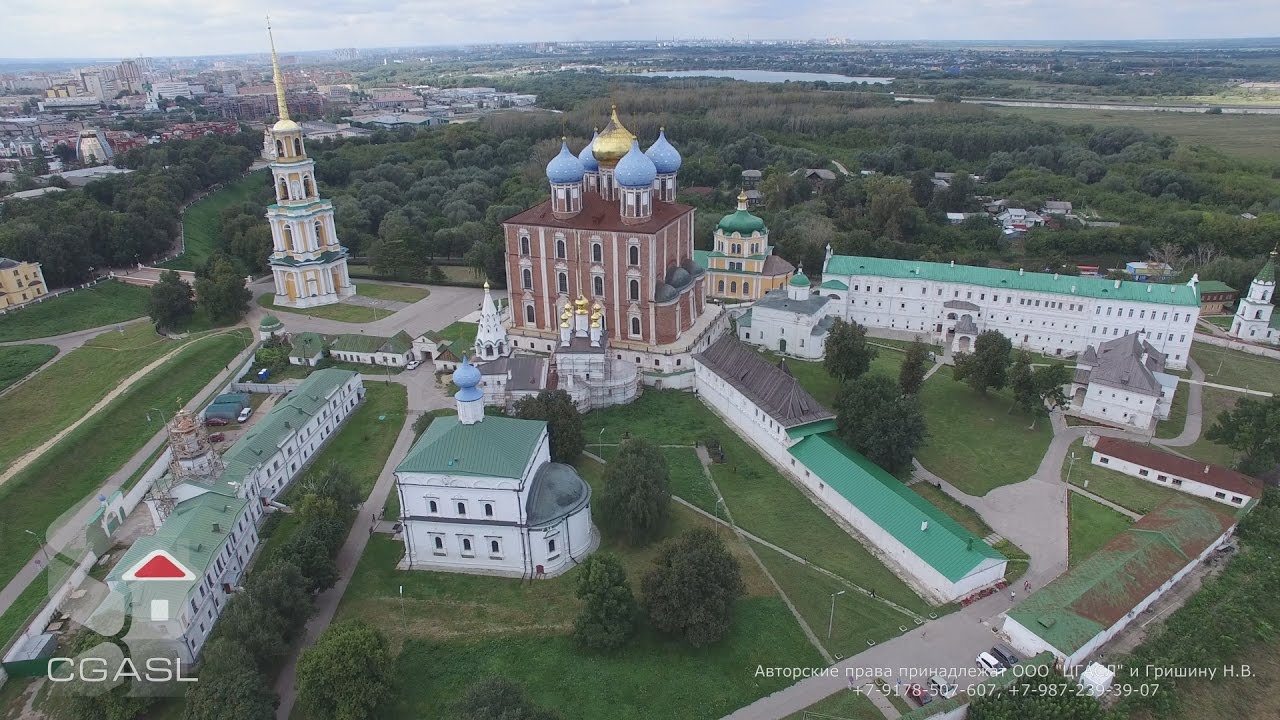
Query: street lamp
24,529,51,564
1064,451,1079,486
146,407,168,426
828,590,846,640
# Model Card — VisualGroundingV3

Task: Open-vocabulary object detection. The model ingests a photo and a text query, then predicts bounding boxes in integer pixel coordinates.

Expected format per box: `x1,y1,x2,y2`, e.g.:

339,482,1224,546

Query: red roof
1093,437,1262,498
503,193,693,235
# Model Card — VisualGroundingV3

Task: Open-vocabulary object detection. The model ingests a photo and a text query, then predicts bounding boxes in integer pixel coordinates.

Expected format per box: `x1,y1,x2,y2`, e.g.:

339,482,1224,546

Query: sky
6,0,1280,59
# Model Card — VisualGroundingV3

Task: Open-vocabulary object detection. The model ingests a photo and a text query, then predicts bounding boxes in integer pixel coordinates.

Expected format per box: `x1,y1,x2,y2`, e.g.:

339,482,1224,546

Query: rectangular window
1138,469,1149,477
1100,457,1109,464
1215,491,1226,500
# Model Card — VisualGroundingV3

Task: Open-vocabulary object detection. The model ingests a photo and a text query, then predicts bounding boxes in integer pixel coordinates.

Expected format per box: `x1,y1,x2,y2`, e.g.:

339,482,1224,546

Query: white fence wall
1194,333,1280,360
230,382,300,394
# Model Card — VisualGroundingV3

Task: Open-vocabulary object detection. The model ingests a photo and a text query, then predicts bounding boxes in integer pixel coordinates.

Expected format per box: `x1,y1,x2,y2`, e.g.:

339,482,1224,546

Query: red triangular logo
122,550,195,581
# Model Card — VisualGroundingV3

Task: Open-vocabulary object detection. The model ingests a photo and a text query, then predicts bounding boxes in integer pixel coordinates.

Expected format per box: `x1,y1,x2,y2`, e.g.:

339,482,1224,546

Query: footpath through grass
0,282,149,342
1184,343,1280,467
1065,439,1186,515
0,329,250,589
1068,494,1132,567
0,345,57,392
0,324,209,475
165,171,268,272
257,292,393,323
915,375,1052,496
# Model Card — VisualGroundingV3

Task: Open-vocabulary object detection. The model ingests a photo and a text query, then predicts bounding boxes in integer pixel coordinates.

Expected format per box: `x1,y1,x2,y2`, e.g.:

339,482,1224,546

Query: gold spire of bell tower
267,15,291,125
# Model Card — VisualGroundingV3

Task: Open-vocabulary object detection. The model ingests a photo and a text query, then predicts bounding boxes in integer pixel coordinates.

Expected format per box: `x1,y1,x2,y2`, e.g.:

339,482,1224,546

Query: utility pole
828,590,846,640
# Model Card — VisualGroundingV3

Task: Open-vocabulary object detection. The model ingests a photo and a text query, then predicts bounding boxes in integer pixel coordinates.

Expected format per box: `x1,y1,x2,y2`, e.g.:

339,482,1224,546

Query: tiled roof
1006,496,1236,655
826,255,1200,307
1082,333,1164,396
789,434,1004,582
504,193,693,235
693,336,833,429
761,254,795,276
397,415,545,479
1092,437,1262,498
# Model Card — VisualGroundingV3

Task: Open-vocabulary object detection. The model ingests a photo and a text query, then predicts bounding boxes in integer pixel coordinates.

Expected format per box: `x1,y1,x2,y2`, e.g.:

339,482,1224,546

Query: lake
634,69,892,84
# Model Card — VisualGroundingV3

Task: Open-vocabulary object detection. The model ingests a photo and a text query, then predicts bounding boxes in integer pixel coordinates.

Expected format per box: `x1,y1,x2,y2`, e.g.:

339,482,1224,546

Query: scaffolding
145,410,225,521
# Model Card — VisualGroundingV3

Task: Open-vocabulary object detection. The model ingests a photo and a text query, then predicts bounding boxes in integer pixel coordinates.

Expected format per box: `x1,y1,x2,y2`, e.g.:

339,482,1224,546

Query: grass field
0,330,249,590
1068,494,1133,566
432,320,479,348
0,282,149,342
348,263,482,285
166,171,268,271
258,382,408,562
1183,344,1280,466
993,106,1280,162
1205,316,1235,330
0,567,61,649
0,324,213,476
353,283,431,304
758,347,907,406
0,344,57,392
1154,377,1190,440
915,375,1052,496
257,292,393,323
587,391,932,615
590,445,718,516
1065,440,1184,515
783,691,884,720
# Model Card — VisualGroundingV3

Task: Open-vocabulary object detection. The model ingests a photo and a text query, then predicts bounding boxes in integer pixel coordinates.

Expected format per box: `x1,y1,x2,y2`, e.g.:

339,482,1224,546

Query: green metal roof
1195,280,1235,294
692,250,709,271
826,255,1200,307
785,418,837,439
330,330,413,355
1006,496,1235,655
819,279,848,290
736,309,752,328
1255,252,1276,284
288,331,326,358
259,314,282,331
788,434,1003,582
219,369,357,492
398,415,546,479
789,271,810,287
108,493,250,608
717,208,767,236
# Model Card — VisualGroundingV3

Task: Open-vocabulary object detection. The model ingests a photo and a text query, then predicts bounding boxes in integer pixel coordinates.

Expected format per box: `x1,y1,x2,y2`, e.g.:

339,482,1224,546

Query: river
634,69,892,84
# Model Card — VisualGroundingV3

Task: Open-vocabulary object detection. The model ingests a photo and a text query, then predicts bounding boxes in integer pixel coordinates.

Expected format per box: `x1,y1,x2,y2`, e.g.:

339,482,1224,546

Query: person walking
1009,590,1016,602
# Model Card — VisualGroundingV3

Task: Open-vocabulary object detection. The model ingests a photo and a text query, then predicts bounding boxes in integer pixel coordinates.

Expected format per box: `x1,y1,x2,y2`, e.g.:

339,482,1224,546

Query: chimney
1071,285,1077,293
949,260,955,268
1147,285,1152,293
1204,465,1210,475
920,521,929,532
1054,273,1059,280
1114,278,1122,289
966,537,974,551
1019,268,1024,276
212,522,221,533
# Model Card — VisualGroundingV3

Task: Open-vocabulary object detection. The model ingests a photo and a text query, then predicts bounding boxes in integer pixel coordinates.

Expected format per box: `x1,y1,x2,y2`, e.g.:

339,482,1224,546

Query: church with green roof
694,191,794,302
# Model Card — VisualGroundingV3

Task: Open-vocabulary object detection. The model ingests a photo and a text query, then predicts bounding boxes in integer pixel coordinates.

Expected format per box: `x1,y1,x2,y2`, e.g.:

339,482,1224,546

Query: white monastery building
1070,333,1178,430
1085,435,1262,508
1229,249,1277,345
394,358,597,578
734,266,835,360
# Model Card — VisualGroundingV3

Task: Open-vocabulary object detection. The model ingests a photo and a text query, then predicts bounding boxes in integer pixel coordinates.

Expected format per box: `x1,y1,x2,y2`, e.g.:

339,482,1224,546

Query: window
629,279,640,301
490,539,501,554
556,239,566,259
520,236,530,255
1232,496,1244,504
428,500,438,513
593,275,604,296
717,280,724,292
558,272,568,294
592,242,602,262
456,502,467,515
461,537,473,556
524,303,535,324
630,317,641,336
484,503,494,517
742,281,750,295
548,538,558,555
1100,457,1110,464
1215,491,1226,500
522,268,533,289
1139,469,1149,477
730,281,737,294
433,536,444,552
628,245,640,265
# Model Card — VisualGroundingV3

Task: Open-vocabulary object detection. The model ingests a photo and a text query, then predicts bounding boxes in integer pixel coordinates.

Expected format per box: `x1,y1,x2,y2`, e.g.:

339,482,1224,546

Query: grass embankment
0,282,149,342
257,292,393,324
353,283,430,304
783,691,885,720
0,324,211,475
589,445,718,516
432,320,478,348
337,456,821,720
348,263,481,285
1068,494,1132,567
165,171,267,272
1184,344,1280,467
0,330,249,589
257,382,408,561
0,345,57,392
1065,440,1187,516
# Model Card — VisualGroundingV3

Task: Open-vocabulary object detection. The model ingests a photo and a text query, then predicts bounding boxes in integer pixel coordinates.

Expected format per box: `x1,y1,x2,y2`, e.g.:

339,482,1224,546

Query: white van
976,652,1005,676
929,675,958,699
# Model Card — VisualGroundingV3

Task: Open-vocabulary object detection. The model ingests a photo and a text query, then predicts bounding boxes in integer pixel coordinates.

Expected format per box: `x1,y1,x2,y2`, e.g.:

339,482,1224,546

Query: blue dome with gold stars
615,140,657,188
645,128,681,174
545,140,585,184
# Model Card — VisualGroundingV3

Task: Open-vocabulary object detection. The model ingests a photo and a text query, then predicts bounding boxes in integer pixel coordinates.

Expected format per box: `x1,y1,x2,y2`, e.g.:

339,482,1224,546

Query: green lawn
915,376,1052,496
1184,344,1280,466
0,330,250,589
349,263,482,285
758,347,909,406
165,171,268,271
0,567,64,649
590,445,718,516
587,391,932,615
0,282,149,342
1205,316,1235,330
0,324,215,476
783,690,885,720
1068,494,1133,566
1154,378,1190,440
258,382,408,562
433,320,478,348
1065,440,1185,515
353,283,430,304
257,292,393,323
0,344,57,392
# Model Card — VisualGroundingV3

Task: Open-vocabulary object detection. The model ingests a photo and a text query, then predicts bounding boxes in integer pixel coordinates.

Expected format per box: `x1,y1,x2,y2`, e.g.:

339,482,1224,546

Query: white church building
393,358,597,578
1229,250,1277,345
1070,333,1178,430
735,265,836,360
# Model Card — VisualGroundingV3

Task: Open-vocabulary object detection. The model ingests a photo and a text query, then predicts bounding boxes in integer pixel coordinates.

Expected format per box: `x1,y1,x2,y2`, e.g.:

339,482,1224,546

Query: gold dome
574,294,589,313
591,105,636,168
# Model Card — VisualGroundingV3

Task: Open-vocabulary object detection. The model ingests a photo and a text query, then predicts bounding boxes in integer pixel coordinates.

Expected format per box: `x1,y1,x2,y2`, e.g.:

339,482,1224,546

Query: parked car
205,417,229,427
208,433,225,443
991,643,1021,668
406,360,420,370
976,652,1005,676
237,407,252,423
906,684,933,707
929,675,958,699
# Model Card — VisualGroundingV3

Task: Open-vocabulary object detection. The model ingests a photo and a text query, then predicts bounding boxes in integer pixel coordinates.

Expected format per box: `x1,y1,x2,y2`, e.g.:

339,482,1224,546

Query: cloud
6,0,1280,58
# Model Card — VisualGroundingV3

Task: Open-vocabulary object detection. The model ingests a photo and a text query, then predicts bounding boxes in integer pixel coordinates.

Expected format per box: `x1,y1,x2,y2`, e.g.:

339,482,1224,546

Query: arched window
629,279,640,301
524,303,535,324
282,224,294,252
730,281,738,294
275,140,284,157
628,245,639,266
520,236,530,255
456,502,466,515
429,500,438,513
558,272,568,294
592,243,602,262
522,268,533,289
490,540,500,554
484,503,493,517
314,220,325,246
302,175,313,197
433,537,443,550
462,538,472,552
631,317,641,336
292,138,302,156
277,177,288,200
743,282,750,296
1257,310,1263,320
593,276,604,296
717,280,724,292
556,239,566,259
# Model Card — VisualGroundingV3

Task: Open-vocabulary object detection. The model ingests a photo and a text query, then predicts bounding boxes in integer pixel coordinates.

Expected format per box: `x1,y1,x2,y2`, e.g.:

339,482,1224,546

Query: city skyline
5,0,1280,59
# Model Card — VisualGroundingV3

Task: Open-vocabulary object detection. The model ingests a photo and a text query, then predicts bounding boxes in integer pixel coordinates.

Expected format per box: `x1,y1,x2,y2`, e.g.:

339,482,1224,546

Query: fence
230,381,300,394
1193,332,1280,360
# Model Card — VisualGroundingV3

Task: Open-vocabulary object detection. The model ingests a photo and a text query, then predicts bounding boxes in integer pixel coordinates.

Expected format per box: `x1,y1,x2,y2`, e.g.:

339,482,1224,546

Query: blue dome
452,356,483,402
545,140,585,184
615,140,657,188
645,129,681,174
578,131,599,172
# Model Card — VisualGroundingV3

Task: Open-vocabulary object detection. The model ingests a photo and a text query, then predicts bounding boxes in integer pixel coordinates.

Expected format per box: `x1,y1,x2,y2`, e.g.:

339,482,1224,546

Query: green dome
789,271,810,287
717,209,766,236
259,314,283,330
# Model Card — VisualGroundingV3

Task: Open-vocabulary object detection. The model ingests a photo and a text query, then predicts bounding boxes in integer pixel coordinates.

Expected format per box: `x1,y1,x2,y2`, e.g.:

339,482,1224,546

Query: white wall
743,305,827,359
1091,451,1252,507
1080,384,1158,428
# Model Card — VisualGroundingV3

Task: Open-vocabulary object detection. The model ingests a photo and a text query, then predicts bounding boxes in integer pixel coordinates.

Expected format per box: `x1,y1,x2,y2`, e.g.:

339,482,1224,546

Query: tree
599,438,670,546
513,389,584,463
182,639,277,720
898,339,930,395
279,518,342,592
823,318,877,382
1207,396,1280,475
296,621,394,720
641,527,744,647
835,374,927,473
952,331,1012,396
1031,364,1072,428
214,593,290,669
243,560,314,640
457,677,561,720
573,553,637,650
148,269,194,332
44,630,157,720
1010,351,1036,415
194,256,250,324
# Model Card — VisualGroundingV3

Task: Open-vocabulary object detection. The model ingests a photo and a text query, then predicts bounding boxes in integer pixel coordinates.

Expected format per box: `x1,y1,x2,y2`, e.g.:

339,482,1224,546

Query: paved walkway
1067,485,1142,520
247,278,489,340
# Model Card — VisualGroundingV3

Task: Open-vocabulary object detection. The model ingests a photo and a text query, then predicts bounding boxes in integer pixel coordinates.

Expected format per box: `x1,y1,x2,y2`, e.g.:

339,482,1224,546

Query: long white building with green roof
817,253,1201,369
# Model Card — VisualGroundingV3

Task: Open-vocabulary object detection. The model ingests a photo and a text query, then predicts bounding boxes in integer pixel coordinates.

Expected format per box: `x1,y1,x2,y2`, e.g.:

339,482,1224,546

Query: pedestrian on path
1024,579,1031,592
1010,590,1016,601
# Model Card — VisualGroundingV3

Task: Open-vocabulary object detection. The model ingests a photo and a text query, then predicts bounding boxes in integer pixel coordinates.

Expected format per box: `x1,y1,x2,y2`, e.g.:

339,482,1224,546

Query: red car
906,685,933,707
208,433,226,443
205,417,229,427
